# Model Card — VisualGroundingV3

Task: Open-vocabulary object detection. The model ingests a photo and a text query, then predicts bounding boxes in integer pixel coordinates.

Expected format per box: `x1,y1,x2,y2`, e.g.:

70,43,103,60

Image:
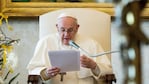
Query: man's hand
80,55,97,69
46,67,60,78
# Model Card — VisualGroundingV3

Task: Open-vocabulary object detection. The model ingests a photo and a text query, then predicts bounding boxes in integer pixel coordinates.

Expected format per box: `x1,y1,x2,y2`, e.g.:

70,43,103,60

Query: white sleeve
27,38,51,75
90,39,113,78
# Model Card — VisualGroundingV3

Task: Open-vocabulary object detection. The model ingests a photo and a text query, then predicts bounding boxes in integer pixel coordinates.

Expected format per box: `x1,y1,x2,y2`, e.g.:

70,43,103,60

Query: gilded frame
0,0,149,17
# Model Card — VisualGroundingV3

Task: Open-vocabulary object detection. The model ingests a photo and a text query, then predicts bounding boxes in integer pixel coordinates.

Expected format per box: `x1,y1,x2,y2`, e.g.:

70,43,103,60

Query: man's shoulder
37,33,58,44
75,34,97,46
76,34,95,42
41,33,58,40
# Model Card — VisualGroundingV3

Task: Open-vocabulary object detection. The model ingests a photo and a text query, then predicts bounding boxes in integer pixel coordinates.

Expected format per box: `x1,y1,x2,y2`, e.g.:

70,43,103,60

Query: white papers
48,50,80,73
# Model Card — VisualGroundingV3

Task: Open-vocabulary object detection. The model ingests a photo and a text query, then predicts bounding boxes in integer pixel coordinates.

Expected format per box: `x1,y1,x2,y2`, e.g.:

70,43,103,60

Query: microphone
69,40,80,49
69,40,91,56
69,40,119,57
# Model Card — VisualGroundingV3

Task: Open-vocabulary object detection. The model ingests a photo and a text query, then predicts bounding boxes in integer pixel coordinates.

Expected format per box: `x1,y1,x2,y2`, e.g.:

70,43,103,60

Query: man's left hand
80,55,97,69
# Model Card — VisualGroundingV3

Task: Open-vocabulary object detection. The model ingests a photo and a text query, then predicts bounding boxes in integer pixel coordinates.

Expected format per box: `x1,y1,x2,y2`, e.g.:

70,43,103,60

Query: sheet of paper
48,50,80,73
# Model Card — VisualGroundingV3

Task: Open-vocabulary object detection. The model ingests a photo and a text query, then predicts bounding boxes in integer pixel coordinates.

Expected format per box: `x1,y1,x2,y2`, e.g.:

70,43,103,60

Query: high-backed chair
39,8,111,59
28,8,116,84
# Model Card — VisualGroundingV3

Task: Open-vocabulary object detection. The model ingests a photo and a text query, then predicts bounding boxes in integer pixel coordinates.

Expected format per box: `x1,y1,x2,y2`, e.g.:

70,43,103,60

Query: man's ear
77,24,80,28
56,24,59,31
76,24,80,32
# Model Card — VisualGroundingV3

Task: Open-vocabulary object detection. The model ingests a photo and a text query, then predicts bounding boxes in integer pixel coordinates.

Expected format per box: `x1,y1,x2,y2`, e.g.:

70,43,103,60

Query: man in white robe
27,13,113,84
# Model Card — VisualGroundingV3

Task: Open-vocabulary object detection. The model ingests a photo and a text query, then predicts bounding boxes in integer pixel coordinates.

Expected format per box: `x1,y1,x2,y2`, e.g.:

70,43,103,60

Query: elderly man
27,13,113,84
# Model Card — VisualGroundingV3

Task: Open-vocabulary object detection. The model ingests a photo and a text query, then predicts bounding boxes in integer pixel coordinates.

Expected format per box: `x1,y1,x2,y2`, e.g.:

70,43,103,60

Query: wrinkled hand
80,55,97,69
46,67,60,78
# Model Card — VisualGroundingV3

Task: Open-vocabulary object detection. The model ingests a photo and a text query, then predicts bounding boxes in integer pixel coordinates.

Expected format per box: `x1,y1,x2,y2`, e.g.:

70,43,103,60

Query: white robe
27,33,113,84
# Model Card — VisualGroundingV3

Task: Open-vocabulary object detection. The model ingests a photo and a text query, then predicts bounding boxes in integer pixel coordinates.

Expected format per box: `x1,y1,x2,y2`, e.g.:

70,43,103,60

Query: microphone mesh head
69,40,79,49
69,40,74,46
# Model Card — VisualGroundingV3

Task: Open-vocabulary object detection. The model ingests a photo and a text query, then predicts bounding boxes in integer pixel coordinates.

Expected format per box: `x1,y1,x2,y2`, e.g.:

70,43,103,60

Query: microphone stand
69,40,119,57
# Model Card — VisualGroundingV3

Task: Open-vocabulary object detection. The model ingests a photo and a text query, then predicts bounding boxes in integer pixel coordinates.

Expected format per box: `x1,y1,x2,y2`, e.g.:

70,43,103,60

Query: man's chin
63,41,69,45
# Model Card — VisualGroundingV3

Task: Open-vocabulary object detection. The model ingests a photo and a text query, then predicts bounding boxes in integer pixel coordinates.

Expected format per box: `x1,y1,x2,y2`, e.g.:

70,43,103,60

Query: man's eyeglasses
59,28,75,33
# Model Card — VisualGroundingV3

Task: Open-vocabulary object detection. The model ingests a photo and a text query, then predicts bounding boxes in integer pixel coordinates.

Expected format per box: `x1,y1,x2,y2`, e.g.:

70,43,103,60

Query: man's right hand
46,67,60,78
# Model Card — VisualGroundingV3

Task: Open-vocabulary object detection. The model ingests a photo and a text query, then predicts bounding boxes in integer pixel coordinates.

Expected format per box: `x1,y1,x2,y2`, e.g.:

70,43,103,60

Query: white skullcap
57,12,77,20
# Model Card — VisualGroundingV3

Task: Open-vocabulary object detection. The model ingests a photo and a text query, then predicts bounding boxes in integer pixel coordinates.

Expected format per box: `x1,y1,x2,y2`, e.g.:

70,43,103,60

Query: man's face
56,17,79,45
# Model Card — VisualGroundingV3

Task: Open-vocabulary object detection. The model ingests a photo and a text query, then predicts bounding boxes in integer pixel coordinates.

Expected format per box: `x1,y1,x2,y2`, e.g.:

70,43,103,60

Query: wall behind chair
3,17,149,84
1,17,39,84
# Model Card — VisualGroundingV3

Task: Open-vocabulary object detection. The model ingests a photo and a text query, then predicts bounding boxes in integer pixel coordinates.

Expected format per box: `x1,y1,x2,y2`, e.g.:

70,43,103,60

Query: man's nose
64,31,70,35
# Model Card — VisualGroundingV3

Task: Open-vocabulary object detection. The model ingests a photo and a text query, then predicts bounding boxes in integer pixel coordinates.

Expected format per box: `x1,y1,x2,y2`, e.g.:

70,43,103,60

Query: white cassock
27,33,113,84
